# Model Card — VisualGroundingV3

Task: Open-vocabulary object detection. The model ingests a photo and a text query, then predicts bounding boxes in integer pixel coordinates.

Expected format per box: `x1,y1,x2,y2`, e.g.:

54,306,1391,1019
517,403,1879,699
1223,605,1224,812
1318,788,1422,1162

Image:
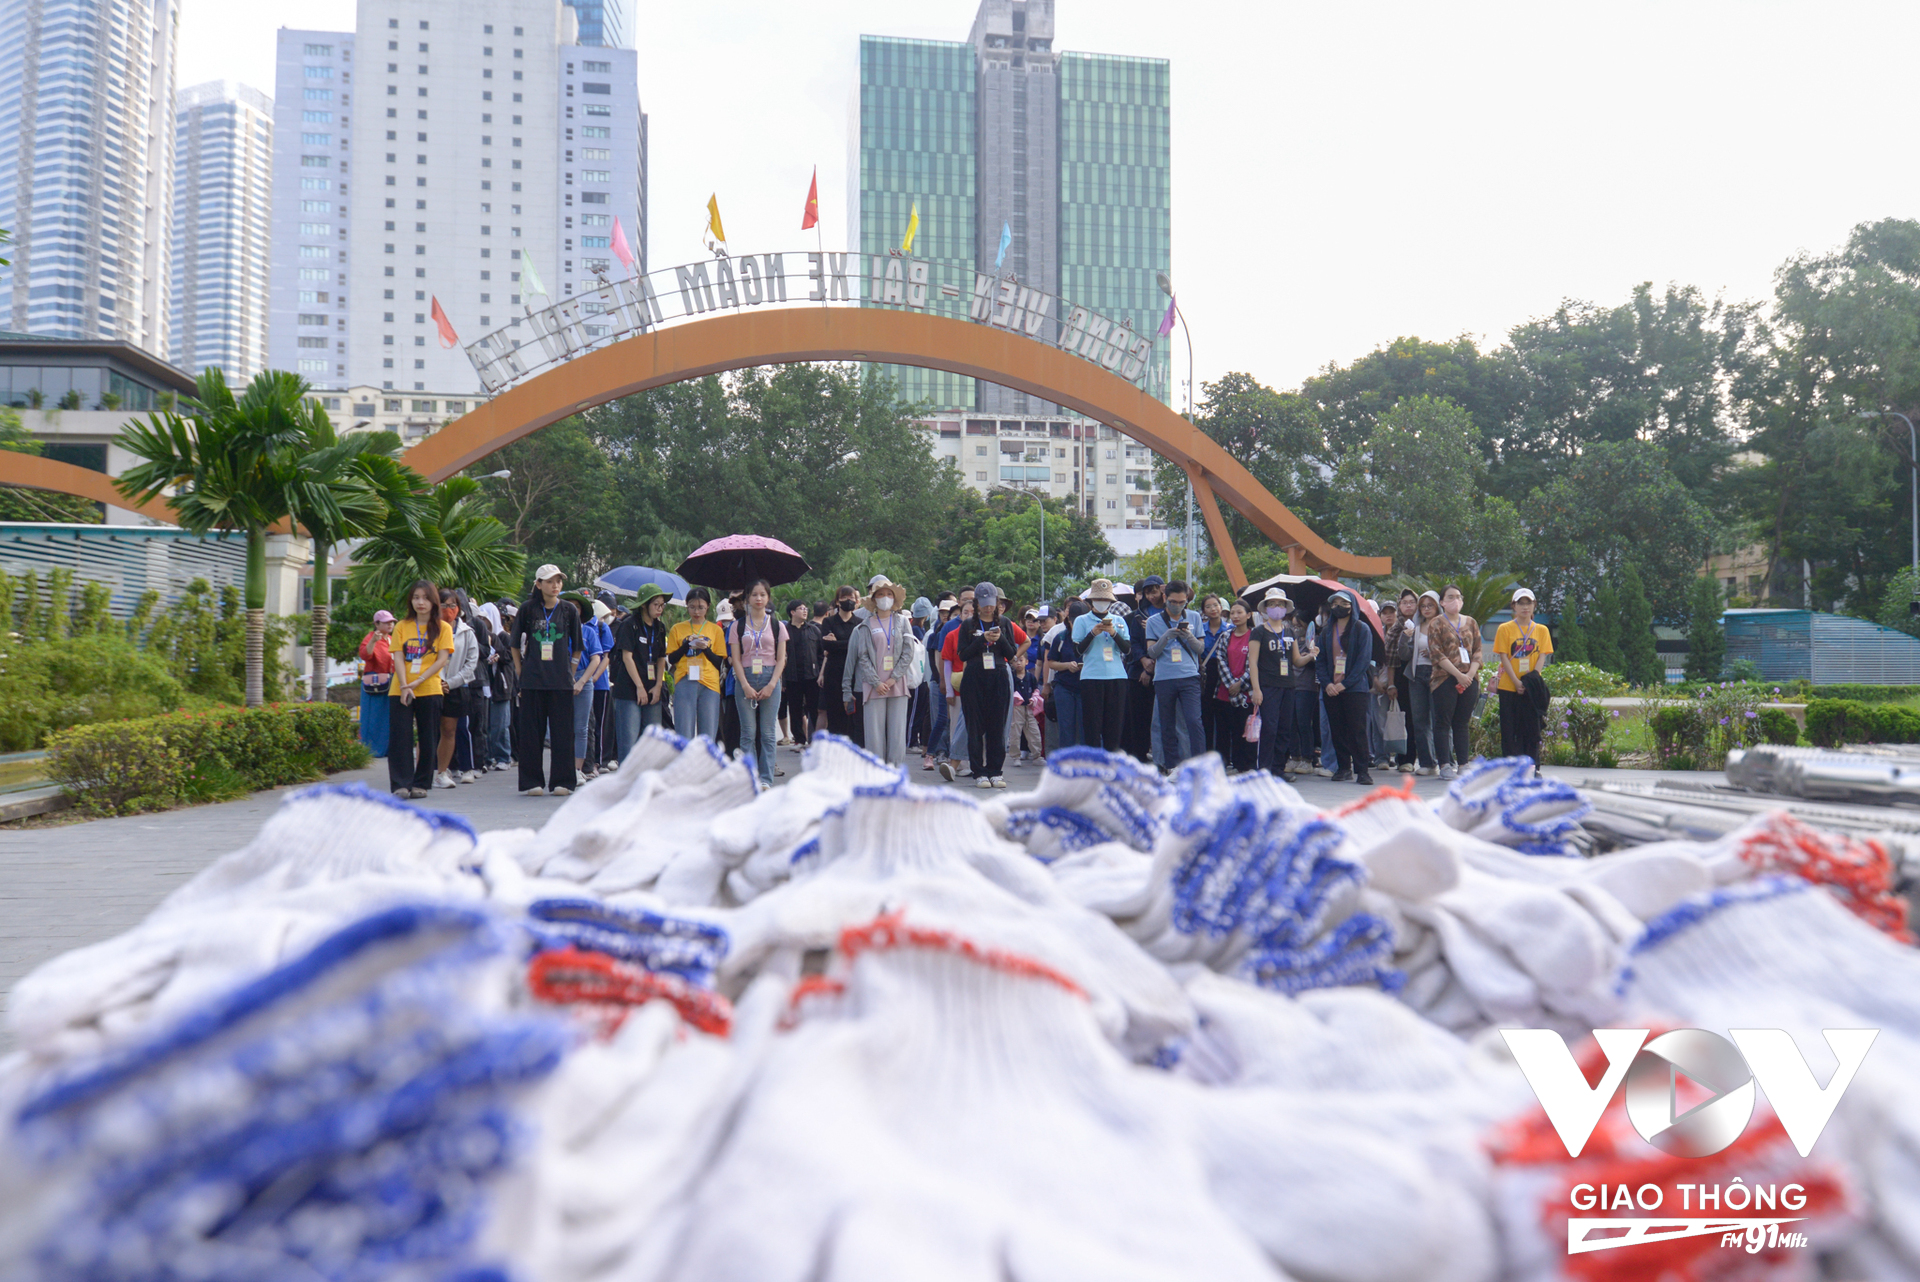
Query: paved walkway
0,741,1682,1052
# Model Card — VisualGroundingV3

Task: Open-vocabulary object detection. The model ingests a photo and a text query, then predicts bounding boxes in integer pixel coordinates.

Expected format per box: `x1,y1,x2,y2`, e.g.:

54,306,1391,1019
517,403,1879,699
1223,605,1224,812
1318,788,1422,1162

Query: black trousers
387,692,441,793
1079,678,1127,753
821,670,864,746
1213,699,1255,772
962,667,1012,778
1431,678,1480,768
782,674,819,740
519,687,577,792
1499,689,1541,763
1393,672,1414,765
1123,674,1155,762
588,688,612,765
1322,687,1372,775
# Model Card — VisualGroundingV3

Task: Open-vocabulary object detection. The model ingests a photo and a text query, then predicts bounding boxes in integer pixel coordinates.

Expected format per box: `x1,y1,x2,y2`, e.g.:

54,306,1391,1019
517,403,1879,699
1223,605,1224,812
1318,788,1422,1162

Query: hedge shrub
1757,708,1801,746
1809,684,1920,705
46,703,371,817
0,633,185,751
1804,699,1920,749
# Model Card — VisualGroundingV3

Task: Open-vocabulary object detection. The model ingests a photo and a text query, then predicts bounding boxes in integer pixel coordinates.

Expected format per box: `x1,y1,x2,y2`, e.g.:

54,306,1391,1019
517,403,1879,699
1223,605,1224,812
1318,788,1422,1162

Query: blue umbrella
594,565,690,600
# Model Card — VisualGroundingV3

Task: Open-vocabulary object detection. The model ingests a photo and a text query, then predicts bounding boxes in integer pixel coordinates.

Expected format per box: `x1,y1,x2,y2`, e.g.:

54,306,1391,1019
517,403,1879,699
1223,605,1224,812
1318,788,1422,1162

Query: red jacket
359,630,394,684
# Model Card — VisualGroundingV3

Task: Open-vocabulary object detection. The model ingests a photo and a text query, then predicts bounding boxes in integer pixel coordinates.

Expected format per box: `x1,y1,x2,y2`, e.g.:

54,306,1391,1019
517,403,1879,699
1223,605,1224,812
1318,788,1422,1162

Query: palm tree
117,370,319,706
285,421,423,701
347,475,524,607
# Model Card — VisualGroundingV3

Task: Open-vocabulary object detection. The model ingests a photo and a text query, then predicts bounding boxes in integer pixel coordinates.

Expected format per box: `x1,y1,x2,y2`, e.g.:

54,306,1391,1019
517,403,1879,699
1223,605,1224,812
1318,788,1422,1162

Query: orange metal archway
0,308,1387,582
401,308,1388,585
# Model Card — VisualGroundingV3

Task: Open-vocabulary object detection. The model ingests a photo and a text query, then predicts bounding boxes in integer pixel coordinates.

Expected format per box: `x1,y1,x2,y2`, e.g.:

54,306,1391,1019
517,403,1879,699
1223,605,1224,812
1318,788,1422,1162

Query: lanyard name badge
879,617,896,673
536,605,559,664
747,620,768,676
1166,615,1185,661
982,622,996,670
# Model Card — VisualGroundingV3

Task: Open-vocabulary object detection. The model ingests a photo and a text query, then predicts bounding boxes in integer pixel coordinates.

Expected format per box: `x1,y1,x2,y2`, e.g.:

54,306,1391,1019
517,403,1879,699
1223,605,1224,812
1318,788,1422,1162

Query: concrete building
266,1,646,407
854,0,1171,532
172,82,275,384
563,0,627,49
0,0,180,354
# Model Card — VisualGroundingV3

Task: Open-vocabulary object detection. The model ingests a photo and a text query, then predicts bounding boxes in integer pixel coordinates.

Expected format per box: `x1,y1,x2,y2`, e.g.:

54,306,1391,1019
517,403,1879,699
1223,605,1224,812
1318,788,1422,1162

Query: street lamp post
1860,409,1919,611
1157,271,1195,586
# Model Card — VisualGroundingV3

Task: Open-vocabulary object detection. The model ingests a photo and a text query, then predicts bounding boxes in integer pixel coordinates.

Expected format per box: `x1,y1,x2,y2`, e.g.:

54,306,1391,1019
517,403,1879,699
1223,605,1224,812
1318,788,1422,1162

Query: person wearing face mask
1402,590,1443,778
816,585,864,746
844,577,914,766
1072,581,1132,751
432,588,479,790
1246,588,1297,780
955,581,1018,787
922,593,958,771
936,590,976,780
1045,598,1089,750
1123,575,1164,763
1315,589,1375,785
1144,579,1206,772
1197,593,1228,759
1427,582,1485,779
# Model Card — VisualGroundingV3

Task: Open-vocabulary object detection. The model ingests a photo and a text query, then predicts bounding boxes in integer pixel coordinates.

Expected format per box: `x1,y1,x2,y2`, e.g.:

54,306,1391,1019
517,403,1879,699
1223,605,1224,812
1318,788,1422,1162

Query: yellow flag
706,194,727,246
901,201,920,254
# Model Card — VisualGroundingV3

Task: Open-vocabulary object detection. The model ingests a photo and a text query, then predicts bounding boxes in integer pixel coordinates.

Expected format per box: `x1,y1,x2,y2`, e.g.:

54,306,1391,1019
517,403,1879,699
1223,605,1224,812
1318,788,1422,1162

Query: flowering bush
1651,682,1767,769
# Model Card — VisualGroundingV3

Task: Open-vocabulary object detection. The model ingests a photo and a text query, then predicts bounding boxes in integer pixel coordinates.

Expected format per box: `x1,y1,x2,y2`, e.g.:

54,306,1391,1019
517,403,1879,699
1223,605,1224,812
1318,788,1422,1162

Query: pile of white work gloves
3,730,1919,1282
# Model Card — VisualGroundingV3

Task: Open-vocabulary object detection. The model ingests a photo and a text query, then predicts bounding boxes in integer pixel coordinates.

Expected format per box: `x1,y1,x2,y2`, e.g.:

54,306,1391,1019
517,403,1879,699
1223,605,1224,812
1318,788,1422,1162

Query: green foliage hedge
1758,708,1802,746
46,703,370,817
1809,684,1920,705
1804,699,1920,748
0,633,185,751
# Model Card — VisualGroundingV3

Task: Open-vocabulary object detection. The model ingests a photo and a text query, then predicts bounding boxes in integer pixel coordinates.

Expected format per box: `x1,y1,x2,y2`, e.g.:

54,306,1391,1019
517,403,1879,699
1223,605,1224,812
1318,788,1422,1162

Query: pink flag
611,216,635,272
429,296,460,349
1157,294,1177,338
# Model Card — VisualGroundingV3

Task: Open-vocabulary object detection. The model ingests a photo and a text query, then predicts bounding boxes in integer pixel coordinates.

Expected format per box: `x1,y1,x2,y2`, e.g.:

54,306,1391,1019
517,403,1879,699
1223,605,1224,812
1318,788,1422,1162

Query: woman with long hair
1404,590,1443,778
1209,597,1257,772
667,586,727,741
955,581,1018,787
1428,582,1485,779
387,579,454,798
432,588,480,789
731,578,789,786
1197,592,1228,759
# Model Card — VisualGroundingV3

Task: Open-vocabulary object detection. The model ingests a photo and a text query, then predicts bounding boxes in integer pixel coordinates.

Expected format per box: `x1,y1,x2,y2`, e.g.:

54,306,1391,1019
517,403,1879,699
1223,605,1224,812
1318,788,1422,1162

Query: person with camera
1144,579,1206,771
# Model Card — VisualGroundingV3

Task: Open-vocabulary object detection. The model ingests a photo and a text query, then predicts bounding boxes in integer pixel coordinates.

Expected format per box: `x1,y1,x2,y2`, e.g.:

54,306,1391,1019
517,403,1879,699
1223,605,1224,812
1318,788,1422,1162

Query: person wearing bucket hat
844,576,915,767
611,582,670,762
1071,578,1131,752
1246,587,1296,779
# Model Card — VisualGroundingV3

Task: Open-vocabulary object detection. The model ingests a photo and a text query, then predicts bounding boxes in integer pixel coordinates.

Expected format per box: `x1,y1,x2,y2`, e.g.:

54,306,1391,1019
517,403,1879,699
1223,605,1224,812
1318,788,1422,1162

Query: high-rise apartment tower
172,81,274,383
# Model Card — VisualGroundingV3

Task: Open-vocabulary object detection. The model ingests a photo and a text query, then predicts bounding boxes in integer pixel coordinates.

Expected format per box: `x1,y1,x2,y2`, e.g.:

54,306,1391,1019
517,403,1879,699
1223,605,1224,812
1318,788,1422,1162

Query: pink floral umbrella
674,534,812,591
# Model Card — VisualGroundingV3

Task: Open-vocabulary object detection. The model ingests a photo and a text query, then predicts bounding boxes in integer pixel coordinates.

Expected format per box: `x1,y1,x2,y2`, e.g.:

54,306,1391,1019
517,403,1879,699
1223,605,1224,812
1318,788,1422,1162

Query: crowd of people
354,565,1557,799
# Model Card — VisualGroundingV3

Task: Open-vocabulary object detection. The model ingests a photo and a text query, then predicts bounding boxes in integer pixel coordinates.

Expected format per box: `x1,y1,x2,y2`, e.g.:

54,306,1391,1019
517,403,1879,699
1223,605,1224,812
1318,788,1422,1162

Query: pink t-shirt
734,616,786,679
864,614,905,700
1217,630,1252,700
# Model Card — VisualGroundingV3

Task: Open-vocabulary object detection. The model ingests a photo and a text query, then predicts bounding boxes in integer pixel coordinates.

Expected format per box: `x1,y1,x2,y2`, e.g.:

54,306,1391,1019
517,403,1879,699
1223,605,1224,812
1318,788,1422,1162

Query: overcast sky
181,0,1917,397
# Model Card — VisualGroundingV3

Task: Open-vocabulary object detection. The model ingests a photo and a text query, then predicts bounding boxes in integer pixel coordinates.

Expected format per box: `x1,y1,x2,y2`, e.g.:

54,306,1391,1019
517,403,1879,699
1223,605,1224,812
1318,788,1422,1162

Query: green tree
1586,585,1624,676
1877,565,1920,638
933,492,1114,611
1553,608,1589,666
1150,372,1337,548
116,370,321,706
1683,575,1727,680
1301,336,1517,468
347,475,525,607
470,415,623,579
1618,564,1664,687
1,407,104,523
1526,440,1712,620
286,423,420,700
1330,395,1528,576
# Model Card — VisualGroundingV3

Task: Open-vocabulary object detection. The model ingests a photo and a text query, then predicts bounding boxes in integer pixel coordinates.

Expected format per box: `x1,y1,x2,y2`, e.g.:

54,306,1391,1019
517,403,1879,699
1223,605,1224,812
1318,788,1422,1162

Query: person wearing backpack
844,576,917,766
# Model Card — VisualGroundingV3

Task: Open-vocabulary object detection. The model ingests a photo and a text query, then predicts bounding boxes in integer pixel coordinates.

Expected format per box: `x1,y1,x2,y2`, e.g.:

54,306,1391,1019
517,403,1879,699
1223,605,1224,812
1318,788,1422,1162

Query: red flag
610,216,635,272
429,296,459,349
801,166,819,231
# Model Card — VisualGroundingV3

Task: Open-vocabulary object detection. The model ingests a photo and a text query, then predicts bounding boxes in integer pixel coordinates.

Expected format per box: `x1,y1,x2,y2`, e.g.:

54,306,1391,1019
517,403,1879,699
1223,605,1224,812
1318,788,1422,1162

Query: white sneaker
939,761,957,782
991,776,1008,789
521,786,545,797
1018,751,1029,763
1415,765,1436,777
551,786,572,797
432,770,456,789
1438,764,1457,780
1314,766,1334,778
976,775,994,789
458,771,479,784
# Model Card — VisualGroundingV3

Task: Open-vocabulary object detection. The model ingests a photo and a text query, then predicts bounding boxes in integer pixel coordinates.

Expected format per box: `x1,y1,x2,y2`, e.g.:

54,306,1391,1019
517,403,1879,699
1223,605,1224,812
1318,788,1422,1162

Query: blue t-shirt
1071,611,1131,681
576,615,610,685
1144,608,1205,682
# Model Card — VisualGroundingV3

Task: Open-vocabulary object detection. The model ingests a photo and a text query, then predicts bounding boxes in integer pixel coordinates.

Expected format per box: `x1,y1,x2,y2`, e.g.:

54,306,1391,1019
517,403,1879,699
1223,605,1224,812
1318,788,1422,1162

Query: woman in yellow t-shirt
665,585,728,741
1492,587,1553,762
388,578,457,798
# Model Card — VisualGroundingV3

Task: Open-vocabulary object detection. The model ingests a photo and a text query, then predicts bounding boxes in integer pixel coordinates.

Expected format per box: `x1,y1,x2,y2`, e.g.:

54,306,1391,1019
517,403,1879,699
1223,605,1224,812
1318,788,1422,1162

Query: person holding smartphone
1071,580,1131,751
955,581,1017,787
1143,579,1206,771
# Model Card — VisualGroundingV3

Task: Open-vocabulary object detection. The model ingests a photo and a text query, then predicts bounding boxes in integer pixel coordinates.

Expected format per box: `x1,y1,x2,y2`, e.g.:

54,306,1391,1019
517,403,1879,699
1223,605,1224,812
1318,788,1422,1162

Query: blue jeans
571,684,594,760
928,685,950,759
1154,676,1204,769
488,698,512,765
737,674,780,785
674,680,722,742
1318,696,1338,770
1051,682,1082,750
1406,666,1436,768
614,695,664,762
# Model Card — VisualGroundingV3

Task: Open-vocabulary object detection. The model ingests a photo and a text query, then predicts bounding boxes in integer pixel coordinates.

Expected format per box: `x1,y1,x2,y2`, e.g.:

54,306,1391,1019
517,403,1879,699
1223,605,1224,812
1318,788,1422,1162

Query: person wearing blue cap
1144,580,1206,772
